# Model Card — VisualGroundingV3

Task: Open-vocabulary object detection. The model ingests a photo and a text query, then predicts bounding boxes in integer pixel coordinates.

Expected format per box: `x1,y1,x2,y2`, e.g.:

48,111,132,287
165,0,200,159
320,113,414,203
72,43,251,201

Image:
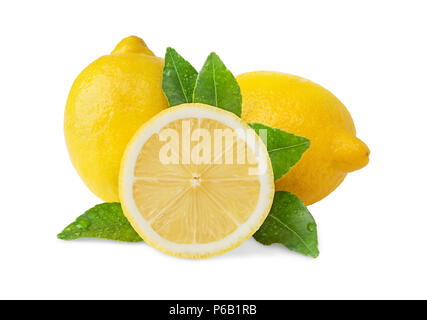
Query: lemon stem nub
111,36,155,56
332,134,370,172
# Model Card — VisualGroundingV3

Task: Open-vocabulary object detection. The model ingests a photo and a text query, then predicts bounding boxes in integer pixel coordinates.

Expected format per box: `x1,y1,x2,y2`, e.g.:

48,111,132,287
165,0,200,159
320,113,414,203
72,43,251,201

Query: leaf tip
57,232,67,240
310,249,320,258
207,52,224,65
165,47,175,54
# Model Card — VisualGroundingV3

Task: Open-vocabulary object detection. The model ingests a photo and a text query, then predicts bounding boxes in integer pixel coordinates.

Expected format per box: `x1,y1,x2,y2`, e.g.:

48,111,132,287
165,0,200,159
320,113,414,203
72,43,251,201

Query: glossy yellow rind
237,71,369,205
64,36,168,201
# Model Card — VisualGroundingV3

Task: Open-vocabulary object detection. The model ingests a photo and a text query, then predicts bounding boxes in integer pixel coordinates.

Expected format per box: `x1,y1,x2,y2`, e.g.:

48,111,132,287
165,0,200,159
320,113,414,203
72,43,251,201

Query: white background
0,0,426,300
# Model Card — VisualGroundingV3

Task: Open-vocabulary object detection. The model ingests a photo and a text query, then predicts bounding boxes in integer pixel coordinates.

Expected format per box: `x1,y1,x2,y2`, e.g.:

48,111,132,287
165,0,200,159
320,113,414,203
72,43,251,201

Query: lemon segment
119,104,275,258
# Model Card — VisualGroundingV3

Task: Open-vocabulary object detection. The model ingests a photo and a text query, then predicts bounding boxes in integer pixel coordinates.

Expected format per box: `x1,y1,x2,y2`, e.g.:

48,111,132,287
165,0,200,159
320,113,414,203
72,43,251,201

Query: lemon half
119,104,275,258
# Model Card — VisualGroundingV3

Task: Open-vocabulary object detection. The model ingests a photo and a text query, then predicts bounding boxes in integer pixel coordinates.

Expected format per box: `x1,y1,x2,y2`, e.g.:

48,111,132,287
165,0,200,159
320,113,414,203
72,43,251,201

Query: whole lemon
237,71,369,205
64,36,168,202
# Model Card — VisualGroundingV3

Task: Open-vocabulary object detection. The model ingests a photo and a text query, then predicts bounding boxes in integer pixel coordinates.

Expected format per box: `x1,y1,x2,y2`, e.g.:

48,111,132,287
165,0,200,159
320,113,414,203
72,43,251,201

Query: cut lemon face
119,103,274,258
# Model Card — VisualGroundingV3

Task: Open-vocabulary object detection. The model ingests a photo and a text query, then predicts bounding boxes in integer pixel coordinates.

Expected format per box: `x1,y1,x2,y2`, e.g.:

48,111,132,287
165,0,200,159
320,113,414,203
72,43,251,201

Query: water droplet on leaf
76,219,90,230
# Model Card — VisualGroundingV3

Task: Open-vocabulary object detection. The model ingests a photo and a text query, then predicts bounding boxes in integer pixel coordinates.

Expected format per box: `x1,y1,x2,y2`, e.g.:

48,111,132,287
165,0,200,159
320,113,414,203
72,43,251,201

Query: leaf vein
268,142,309,153
268,214,316,256
171,55,189,102
212,62,218,107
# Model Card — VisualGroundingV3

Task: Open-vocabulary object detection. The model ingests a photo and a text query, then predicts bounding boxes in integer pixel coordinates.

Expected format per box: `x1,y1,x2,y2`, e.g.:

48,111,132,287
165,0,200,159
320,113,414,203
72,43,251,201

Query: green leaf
57,203,142,242
162,47,198,106
193,52,242,116
249,123,310,180
254,191,319,258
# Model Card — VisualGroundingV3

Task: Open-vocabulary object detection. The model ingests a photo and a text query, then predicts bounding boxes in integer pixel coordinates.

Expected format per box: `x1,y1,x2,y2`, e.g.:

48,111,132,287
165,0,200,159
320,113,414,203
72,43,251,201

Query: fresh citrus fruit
119,104,275,258
64,36,168,202
237,71,369,205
